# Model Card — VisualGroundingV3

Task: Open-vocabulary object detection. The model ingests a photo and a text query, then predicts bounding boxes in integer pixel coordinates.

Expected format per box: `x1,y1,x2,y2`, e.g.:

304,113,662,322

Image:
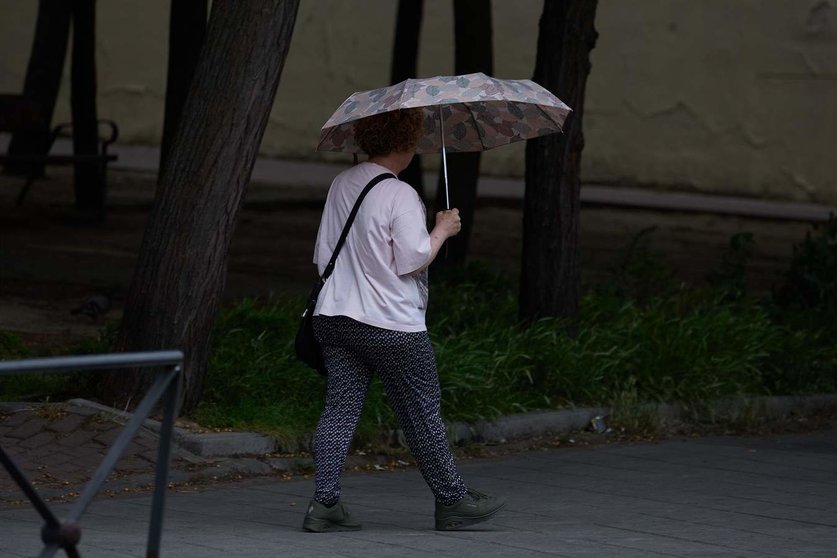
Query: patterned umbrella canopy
317,72,571,155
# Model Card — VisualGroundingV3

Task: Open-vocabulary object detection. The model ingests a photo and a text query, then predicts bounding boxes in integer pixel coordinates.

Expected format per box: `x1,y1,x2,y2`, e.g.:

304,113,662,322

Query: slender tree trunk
160,0,208,176
519,0,598,323
390,0,424,197
3,0,71,176
70,0,104,219
103,0,300,414
433,0,492,266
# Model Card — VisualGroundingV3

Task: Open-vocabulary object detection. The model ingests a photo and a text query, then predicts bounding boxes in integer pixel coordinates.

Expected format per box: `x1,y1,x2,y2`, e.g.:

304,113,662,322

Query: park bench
0,93,118,205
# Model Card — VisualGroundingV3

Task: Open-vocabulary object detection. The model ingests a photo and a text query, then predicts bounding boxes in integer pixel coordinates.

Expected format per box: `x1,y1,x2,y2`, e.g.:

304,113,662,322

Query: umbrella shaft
439,106,449,210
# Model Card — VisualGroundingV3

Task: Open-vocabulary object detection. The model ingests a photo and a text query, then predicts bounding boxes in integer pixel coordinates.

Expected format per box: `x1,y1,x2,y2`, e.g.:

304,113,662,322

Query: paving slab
1,427,835,557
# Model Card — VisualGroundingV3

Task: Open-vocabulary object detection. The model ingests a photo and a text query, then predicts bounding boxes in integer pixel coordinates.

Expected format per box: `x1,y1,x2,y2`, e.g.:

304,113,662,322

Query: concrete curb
66,398,277,458
66,393,837,456
447,406,609,444
4,393,836,489
449,393,837,444
653,394,837,422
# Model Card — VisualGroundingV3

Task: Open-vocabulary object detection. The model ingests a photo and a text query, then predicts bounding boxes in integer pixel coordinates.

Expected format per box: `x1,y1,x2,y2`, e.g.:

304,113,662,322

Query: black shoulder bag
294,172,394,375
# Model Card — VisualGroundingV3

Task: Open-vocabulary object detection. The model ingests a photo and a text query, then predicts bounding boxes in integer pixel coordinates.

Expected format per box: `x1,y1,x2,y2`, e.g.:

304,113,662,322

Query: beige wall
587,0,837,204
1,0,835,204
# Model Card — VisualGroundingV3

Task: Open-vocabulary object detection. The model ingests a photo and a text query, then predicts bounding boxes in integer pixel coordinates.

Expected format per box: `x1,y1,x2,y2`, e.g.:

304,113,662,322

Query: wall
586,0,837,203
0,0,834,203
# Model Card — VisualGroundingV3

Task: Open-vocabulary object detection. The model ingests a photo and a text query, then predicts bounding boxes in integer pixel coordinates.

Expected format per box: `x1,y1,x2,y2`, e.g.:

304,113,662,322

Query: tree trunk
433,0,492,266
519,0,598,323
103,0,300,414
390,0,424,198
159,0,208,176
3,0,71,177
70,0,104,219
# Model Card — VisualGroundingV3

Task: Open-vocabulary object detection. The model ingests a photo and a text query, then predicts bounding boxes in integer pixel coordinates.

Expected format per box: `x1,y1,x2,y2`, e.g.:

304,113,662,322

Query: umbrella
317,72,571,208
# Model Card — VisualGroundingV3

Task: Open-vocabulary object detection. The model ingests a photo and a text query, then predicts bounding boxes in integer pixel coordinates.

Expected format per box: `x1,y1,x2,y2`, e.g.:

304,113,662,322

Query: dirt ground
0,167,817,348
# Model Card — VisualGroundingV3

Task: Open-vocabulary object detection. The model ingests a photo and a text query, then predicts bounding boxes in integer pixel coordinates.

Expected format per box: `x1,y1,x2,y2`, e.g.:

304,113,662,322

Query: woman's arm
415,208,461,272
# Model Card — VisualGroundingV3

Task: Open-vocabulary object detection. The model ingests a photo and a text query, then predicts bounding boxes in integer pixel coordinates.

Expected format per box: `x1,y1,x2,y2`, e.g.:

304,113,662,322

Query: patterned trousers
312,315,467,506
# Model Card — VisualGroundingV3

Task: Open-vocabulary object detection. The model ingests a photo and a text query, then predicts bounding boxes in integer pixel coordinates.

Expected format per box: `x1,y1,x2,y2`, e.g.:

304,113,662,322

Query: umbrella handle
439,106,450,210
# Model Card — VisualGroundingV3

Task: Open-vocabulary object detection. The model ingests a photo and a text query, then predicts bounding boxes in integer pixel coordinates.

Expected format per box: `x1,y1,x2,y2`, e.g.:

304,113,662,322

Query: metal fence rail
0,351,183,558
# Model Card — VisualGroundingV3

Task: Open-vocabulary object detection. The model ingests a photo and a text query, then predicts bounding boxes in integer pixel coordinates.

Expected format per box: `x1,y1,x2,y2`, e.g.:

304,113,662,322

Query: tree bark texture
433,0,492,266
390,0,424,198
70,0,104,218
105,0,300,414
519,0,598,323
159,0,208,176
3,0,71,177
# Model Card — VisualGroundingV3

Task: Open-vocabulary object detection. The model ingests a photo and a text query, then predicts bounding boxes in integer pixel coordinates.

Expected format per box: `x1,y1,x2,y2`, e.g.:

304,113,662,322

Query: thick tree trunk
70,0,104,219
103,0,300,414
434,0,492,266
3,0,71,176
160,0,208,176
390,0,424,197
519,0,598,323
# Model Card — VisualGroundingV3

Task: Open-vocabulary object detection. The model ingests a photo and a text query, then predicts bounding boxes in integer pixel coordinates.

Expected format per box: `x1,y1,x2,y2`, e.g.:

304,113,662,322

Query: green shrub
0,331,67,401
761,325,837,394
433,287,785,418
196,261,835,441
706,232,755,301
0,331,28,360
608,226,679,302
774,214,837,325
197,298,320,439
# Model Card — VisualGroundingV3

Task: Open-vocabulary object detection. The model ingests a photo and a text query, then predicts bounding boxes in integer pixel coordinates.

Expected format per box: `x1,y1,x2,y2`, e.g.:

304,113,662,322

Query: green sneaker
302,500,362,532
435,489,506,531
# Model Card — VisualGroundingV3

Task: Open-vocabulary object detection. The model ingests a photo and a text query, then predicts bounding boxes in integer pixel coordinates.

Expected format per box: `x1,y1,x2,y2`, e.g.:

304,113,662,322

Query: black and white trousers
311,315,467,506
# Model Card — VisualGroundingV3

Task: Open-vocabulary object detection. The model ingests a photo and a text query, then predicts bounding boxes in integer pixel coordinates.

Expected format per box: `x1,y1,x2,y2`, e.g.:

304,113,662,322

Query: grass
2,270,834,445
197,297,401,447
0,328,115,402
192,262,836,445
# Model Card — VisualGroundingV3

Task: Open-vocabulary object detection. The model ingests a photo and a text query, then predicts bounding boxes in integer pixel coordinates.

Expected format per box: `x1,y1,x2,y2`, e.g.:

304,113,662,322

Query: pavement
0,400,321,508
2,397,837,556
4,395,834,502
1,423,836,557
3,136,834,221
98,141,837,221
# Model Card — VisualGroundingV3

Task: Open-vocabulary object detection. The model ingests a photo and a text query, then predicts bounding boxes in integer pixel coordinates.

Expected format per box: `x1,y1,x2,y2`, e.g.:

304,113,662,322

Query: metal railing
0,351,183,558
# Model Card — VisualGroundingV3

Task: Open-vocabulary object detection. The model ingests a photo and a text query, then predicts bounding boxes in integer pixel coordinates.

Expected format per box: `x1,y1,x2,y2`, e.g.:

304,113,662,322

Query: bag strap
320,172,395,281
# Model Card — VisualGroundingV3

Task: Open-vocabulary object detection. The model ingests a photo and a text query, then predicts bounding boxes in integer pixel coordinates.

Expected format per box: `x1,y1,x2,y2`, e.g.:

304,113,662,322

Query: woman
303,108,505,532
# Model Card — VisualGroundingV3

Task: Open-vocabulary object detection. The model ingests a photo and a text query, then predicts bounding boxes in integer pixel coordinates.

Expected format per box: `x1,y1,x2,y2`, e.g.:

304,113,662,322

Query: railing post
0,351,184,557
147,364,181,558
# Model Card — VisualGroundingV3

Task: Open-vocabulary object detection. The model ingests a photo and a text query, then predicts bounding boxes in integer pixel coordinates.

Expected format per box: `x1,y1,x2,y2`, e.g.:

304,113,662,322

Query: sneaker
435,489,506,530
302,500,362,532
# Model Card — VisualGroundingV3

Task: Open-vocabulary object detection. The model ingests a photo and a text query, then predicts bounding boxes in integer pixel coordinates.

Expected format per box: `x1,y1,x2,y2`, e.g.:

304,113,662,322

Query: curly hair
353,108,424,157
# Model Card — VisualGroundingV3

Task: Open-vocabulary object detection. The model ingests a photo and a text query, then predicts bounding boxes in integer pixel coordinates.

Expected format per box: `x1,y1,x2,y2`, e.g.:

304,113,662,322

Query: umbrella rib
398,78,411,110
464,103,489,151
531,103,567,135
317,126,336,151
318,124,360,153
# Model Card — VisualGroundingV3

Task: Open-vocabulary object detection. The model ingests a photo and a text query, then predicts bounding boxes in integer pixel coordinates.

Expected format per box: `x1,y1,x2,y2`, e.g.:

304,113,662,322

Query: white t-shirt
312,162,431,332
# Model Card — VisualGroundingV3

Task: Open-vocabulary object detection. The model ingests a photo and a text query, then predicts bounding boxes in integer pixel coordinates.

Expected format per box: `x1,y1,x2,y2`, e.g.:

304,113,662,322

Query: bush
0,332,66,401
774,214,837,326
0,331,28,360
433,287,786,417
706,232,755,301
196,261,836,441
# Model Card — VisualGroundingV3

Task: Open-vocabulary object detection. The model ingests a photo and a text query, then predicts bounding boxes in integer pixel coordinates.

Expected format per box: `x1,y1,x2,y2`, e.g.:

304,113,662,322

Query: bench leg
16,175,38,205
